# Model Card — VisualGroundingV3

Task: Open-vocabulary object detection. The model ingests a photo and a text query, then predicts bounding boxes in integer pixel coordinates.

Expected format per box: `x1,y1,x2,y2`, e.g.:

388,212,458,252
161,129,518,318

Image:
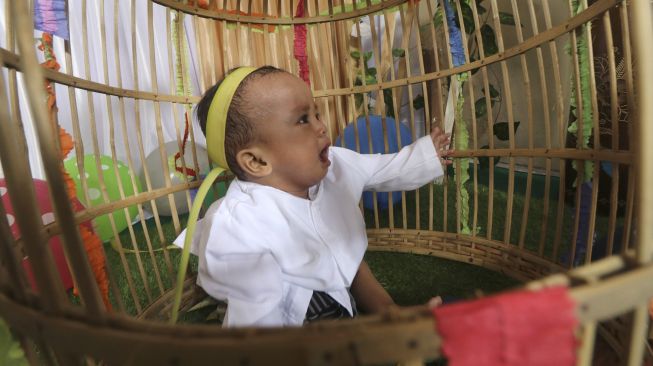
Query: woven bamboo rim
1,252,650,365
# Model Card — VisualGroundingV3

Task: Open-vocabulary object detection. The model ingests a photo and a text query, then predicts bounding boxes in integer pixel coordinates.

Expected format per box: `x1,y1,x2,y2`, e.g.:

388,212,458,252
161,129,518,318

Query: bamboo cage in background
0,0,652,365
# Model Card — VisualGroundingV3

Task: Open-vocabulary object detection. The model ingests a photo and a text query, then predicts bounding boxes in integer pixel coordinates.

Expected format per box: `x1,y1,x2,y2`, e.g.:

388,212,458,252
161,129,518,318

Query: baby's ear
236,147,272,178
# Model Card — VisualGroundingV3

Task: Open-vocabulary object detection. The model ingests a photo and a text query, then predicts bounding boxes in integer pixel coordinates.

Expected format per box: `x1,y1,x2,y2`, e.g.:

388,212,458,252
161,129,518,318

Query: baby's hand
427,296,443,308
430,126,454,166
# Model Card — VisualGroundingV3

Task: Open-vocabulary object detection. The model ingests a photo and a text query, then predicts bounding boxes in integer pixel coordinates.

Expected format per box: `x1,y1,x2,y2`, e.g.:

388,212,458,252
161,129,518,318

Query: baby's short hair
195,66,285,180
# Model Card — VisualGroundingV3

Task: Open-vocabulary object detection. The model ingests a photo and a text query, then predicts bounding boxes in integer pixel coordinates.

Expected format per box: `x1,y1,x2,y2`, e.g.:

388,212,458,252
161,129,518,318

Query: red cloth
432,287,578,366
293,1,310,86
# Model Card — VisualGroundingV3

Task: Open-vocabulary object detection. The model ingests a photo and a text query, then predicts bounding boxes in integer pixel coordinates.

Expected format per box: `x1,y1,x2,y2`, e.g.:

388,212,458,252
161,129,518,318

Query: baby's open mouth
319,144,330,163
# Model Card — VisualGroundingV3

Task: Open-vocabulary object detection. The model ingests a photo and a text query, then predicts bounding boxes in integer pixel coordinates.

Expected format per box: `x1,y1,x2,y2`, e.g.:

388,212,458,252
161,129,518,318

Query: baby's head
196,66,331,198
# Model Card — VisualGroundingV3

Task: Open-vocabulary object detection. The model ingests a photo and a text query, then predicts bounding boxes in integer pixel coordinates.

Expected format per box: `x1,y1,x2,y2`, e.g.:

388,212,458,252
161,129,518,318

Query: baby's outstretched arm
350,261,395,314
430,126,454,167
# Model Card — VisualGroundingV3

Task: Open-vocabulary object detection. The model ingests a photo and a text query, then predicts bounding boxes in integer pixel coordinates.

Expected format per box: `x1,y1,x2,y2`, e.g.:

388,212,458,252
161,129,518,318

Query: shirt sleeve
335,135,444,192
200,203,286,327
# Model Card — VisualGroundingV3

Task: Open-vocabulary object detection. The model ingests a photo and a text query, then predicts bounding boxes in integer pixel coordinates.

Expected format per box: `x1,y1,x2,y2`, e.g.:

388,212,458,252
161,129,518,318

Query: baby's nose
315,121,327,135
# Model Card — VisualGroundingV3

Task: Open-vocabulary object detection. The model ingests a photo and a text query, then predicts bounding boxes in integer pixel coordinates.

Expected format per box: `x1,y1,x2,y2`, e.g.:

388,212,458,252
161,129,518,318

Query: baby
176,65,452,327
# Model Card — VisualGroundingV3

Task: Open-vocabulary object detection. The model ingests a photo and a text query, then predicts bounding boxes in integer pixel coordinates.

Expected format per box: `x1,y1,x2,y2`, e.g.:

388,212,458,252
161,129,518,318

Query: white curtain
0,0,203,179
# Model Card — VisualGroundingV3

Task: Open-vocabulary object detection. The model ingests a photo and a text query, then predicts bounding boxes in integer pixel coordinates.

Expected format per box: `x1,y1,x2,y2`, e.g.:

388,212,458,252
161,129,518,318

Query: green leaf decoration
493,121,521,141
483,84,500,99
355,93,363,109
412,95,425,110
392,48,406,58
475,97,487,118
365,74,377,85
363,51,374,62
433,8,444,28
498,12,518,26
568,104,577,123
480,24,498,56
383,90,395,117
0,319,28,366
454,74,471,234
476,2,487,14
367,67,377,77
568,0,594,184
460,2,476,33
350,50,361,60
475,96,497,119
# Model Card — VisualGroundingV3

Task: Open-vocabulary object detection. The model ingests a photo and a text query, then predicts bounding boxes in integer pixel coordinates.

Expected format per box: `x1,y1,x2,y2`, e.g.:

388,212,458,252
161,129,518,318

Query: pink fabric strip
293,1,310,86
432,286,578,366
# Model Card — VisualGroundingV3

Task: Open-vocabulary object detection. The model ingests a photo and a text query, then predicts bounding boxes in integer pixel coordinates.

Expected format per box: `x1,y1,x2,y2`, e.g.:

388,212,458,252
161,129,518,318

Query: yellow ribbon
206,66,256,169
170,67,256,323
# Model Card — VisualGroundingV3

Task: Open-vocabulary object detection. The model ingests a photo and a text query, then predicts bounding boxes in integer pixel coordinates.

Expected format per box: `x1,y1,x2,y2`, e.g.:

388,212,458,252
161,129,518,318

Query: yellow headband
206,66,256,170
172,66,256,322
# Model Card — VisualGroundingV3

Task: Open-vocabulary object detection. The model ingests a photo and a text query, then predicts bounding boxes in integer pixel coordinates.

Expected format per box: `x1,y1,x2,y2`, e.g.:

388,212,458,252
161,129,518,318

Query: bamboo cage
0,0,652,364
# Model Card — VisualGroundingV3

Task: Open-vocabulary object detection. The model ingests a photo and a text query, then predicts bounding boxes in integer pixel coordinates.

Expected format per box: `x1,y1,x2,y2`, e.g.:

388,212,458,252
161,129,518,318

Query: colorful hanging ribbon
171,11,199,179
34,0,69,40
39,33,111,310
440,1,470,233
293,1,310,86
442,0,465,68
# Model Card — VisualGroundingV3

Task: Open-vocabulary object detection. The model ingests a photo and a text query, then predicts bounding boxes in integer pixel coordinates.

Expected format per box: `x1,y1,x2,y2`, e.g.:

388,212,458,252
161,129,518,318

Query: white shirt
174,136,443,327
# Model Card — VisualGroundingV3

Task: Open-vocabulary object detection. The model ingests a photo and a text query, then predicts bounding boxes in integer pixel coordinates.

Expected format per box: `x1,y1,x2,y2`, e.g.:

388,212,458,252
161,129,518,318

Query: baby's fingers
430,126,443,140
428,296,443,308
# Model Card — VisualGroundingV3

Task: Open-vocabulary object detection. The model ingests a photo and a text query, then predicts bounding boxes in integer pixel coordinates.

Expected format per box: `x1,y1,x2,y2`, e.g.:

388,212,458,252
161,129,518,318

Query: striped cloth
305,290,357,323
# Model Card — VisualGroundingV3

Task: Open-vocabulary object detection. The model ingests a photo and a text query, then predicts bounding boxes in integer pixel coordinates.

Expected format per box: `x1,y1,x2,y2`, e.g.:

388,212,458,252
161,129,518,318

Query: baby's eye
298,114,309,124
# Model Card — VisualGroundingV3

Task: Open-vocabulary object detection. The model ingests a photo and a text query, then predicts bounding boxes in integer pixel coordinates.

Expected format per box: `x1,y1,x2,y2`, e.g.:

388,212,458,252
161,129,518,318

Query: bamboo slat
144,1,170,295
123,0,153,306
581,0,601,266
0,47,199,104
566,0,584,268
313,0,620,98
578,322,597,366
603,10,619,258
0,2,31,306
398,3,418,230
541,0,567,264
168,8,193,263
525,0,554,256
9,0,104,317
97,0,135,313
487,0,516,245
632,0,653,264
512,0,535,252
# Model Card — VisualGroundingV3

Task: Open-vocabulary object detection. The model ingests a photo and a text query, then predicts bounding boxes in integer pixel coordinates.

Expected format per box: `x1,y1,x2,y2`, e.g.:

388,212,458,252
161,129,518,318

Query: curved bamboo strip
154,0,406,24
0,47,198,104
0,252,651,364
8,0,106,318
312,0,618,97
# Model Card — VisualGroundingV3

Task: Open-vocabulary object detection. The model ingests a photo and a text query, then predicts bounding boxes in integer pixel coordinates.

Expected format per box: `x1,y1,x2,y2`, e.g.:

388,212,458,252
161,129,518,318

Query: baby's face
246,72,331,195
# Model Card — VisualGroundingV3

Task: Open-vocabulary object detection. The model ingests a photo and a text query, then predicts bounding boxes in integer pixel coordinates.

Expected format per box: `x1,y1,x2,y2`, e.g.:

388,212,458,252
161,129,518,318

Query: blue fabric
443,0,465,67
34,0,69,40
335,116,413,209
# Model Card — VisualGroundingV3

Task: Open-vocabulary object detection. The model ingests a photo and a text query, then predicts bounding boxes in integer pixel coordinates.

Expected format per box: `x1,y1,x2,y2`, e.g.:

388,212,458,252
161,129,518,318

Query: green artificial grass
365,251,520,306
